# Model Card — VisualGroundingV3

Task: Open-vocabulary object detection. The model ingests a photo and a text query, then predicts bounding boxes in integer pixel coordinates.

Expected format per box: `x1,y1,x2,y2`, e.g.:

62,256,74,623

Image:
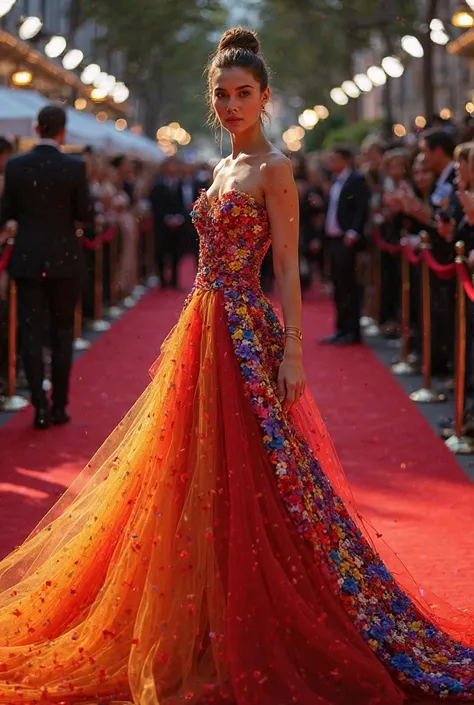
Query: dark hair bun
218,27,260,55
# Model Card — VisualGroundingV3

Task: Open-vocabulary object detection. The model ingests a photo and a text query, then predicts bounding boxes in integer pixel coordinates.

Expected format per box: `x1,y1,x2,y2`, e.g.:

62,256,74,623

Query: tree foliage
255,0,417,108
80,0,227,136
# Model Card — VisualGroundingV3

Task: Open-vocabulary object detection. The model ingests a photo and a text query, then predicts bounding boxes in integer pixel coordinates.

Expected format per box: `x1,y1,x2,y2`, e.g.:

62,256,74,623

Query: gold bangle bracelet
284,327,302,341
285,333,303,344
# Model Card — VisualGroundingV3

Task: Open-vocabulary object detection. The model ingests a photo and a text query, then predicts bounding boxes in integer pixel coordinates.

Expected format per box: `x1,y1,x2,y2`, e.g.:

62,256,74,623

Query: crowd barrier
371,228,474,454
0,216,156,412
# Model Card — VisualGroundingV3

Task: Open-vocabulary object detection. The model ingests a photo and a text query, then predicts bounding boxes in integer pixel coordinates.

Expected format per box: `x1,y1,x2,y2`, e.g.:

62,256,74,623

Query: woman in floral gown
0,27,473,705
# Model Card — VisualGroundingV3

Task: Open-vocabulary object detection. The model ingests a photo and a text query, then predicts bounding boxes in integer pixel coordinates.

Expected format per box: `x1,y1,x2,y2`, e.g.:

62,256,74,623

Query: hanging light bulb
0,0,16,19
367,66,387,86
111,82,130,104
62,49,84,70
81,64,101,85
19,16,42,40
401,35,424,58
381,56,404,78
353,74,373,92
44,35,67,58
330,88,349,106
341,80,360,98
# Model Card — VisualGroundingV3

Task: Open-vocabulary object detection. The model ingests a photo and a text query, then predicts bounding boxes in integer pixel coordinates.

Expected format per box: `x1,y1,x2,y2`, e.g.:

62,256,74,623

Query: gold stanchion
73,298,91,351
0,278,28,411
107,234,122,319
90,242,111,333
364,240,382,337
392,235,416,375
446,242,474,453
131,221,147,301
145,225,158,287
409,231,447,403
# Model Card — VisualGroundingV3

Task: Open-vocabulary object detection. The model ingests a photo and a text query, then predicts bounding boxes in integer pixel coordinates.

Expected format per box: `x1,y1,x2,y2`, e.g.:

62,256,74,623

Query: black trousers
327,237,361,339
430,274,455,375
16,277,79,411
155,228,181,288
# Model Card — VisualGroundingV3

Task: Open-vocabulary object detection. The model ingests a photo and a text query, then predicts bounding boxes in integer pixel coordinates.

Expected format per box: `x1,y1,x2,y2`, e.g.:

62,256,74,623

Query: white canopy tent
0,87,164,161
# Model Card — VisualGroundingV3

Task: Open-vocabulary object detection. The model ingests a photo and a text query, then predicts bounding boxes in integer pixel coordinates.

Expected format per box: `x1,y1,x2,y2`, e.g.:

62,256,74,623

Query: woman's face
212,66,269,135
387,157,406,183
412,161,434,192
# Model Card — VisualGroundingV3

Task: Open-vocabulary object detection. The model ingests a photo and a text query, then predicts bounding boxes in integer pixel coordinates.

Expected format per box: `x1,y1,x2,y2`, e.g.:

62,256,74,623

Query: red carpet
0,278,473,616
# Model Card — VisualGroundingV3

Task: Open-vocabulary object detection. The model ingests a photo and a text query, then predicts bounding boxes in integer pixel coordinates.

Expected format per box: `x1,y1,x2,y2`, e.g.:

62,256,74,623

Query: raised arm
263,155,305,410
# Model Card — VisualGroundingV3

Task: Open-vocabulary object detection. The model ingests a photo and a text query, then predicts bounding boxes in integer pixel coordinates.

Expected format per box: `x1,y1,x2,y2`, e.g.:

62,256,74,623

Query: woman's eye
240,91,250,97
215,92,226,99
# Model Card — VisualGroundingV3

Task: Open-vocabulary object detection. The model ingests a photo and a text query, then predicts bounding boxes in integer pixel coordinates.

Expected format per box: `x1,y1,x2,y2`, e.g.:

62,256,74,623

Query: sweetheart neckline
198,188,267,212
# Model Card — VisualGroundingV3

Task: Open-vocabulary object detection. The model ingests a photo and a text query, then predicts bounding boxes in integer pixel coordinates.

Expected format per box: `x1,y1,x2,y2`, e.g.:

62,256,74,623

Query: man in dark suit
320,144,370,345
420,128,456,376
0,105,93,428
149,158,186,289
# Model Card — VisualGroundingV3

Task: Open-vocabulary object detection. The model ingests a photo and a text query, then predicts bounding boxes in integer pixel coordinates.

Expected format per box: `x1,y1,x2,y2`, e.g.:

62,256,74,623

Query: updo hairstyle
206,27,271,127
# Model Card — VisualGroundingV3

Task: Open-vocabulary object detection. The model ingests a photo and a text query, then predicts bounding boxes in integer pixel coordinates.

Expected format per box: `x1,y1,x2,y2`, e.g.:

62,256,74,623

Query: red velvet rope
0,243,13,274
456,261,474,302
403,246,421,265
81,226,117,250
373,229,403,255
420,249,456,280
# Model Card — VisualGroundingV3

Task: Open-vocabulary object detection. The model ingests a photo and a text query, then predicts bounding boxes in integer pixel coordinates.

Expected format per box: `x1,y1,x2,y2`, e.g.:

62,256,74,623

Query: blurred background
1,0,474,160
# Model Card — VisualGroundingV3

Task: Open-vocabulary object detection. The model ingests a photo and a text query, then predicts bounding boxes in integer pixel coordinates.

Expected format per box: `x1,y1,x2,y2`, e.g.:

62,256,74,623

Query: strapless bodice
191,189,270,292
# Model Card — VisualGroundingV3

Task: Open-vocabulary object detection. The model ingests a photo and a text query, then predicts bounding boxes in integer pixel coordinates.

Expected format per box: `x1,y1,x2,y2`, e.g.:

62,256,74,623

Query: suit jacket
0,145,93,279
330,170,370,249
430,165,456,264
149,178,186,237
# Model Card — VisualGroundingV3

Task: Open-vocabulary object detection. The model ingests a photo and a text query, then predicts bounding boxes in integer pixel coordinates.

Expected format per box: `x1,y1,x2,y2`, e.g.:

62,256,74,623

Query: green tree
255,0,417,129
80,0,227,137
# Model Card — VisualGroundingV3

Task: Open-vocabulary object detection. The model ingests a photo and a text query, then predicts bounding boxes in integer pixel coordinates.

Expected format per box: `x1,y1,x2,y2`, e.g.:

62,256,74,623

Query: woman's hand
277,341,306,411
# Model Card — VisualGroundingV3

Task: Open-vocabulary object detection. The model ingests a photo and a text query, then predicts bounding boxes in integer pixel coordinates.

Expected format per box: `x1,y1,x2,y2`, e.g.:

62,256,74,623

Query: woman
0,28,473,705
379,148,412,337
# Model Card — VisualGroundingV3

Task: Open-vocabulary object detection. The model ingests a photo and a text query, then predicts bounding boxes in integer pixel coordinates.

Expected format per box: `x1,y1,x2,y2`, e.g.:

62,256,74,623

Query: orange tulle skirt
0,288,472,705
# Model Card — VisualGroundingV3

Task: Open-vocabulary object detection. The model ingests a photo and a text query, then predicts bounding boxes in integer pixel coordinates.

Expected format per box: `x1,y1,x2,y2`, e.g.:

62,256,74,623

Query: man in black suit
321,145,370,345
420,128,456,376
149,158,186,289
0,105,93,428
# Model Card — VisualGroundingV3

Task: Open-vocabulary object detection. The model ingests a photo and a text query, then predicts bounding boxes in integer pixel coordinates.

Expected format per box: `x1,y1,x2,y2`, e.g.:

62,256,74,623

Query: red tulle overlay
0,287,473,704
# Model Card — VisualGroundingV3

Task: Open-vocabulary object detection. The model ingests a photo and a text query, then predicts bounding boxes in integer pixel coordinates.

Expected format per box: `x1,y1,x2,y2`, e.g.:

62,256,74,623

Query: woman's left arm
263,155,306,411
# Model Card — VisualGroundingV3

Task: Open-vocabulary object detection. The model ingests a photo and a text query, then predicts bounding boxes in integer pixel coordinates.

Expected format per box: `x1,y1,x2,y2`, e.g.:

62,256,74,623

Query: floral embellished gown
0,190,473,705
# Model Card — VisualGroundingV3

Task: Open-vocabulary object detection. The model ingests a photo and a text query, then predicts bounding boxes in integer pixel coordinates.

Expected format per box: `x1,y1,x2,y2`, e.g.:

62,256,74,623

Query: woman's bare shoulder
260,150,294,191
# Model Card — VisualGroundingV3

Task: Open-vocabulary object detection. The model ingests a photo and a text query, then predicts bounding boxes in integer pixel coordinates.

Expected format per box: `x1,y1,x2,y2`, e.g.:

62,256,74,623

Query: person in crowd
0,105,93,429
305,162,328,291
320,144,370,345
0,136,14,401
378,148,412,337
179,161,206,263
110,156,140,299
149,157,187,289
435,143,474,439
416,128,457,377
291,154,315,292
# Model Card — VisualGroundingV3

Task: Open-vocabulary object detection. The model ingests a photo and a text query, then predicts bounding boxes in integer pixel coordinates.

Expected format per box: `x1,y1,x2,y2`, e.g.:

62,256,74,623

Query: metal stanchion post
446,242,474,453
145,224,159,287
0,278,28,411
132,223,147,300
392,236,416,375
90,243,111,333
364,241,382,337
409,231,447,403
107,234,122,319
73,298,91,351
